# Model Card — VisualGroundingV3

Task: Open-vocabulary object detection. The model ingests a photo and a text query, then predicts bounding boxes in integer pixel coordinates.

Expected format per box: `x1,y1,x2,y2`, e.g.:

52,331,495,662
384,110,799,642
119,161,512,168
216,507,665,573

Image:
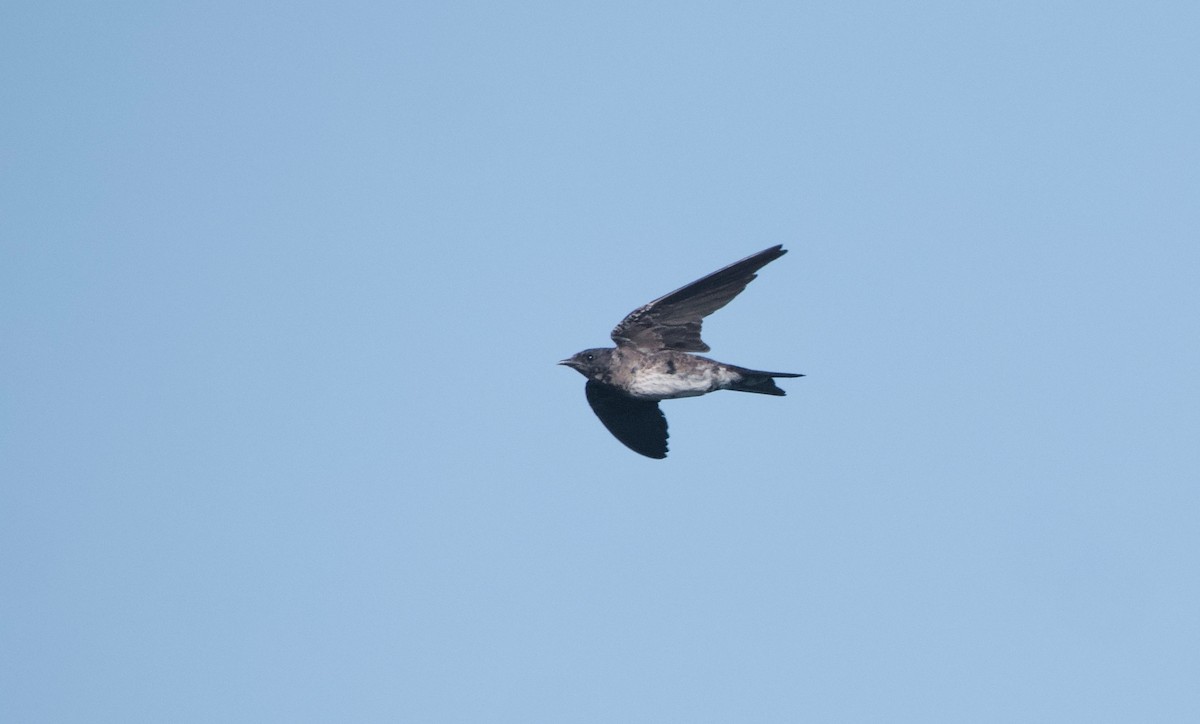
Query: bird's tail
726,365,804,396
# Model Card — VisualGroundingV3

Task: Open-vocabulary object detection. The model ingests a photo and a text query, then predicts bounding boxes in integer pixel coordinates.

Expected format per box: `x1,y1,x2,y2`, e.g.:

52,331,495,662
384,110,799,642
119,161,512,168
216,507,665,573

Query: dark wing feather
585,381,668,459
611,245,787,353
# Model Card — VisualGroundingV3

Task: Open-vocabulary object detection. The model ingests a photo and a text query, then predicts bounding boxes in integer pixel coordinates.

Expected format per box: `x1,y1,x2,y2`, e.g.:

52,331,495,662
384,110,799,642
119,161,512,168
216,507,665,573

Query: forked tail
727,365,804,396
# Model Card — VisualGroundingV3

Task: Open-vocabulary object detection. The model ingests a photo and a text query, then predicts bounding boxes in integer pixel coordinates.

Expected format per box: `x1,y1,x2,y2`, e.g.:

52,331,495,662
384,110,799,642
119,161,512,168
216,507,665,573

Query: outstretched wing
611,245,787,353
585,381,668,459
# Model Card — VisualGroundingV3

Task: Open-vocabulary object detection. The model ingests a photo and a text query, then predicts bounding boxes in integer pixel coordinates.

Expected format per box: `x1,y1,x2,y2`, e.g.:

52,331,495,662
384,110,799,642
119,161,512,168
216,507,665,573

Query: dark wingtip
632,438,669,459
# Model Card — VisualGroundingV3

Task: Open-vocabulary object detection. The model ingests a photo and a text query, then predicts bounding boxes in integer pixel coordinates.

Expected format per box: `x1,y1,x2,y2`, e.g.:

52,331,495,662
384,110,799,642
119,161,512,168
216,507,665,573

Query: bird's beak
558,358,577,368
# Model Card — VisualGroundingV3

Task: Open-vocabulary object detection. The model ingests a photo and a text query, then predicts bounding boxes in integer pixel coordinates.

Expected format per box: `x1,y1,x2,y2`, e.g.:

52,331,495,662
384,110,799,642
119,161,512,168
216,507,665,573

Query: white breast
627,366,736,401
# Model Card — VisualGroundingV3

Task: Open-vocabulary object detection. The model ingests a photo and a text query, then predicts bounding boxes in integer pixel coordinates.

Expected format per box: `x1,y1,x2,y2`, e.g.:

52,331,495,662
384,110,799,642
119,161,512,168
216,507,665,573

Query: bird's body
560,245,801,458
568,346,791,401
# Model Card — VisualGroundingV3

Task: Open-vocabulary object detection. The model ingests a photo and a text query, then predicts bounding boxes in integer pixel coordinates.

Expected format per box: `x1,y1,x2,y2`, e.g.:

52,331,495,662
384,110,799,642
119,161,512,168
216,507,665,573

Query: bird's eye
585,353,594,362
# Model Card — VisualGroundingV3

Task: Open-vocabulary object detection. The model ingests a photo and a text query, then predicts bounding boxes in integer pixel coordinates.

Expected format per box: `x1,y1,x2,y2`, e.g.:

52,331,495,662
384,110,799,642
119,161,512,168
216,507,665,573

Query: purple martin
559,245,802,459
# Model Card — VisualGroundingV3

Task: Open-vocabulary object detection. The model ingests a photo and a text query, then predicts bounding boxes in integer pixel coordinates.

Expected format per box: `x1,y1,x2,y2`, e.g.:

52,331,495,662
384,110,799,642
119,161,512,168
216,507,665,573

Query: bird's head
558,348,614,381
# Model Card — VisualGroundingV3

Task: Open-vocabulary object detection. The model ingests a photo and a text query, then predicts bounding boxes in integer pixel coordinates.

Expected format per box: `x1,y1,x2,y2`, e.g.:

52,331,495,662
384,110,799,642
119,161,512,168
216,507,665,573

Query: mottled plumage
560,245,801,458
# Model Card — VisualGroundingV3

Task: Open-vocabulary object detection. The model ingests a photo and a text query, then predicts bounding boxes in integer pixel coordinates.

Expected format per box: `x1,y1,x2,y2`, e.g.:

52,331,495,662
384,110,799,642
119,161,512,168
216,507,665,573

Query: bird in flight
559,245,801,458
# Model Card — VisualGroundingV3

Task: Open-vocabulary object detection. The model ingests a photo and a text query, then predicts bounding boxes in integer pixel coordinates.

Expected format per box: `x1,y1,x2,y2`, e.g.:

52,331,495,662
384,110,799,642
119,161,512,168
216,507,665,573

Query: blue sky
3,2,1198,721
